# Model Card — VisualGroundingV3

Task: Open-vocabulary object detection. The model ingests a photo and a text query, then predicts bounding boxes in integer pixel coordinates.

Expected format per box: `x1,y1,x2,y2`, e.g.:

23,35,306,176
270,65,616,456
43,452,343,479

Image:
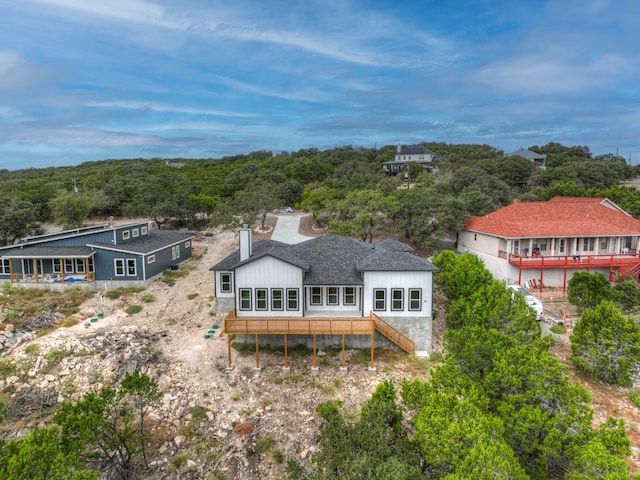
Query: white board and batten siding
235,256,304,317
362,271,433,317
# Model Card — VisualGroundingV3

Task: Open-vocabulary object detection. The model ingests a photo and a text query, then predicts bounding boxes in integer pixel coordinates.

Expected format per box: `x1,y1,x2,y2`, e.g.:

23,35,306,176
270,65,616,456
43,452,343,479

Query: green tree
300,185,337,226
49,190,107,230
312,381,422,479
570,300,640,386
446,281,540,344
0,197,39,245
329,190,398,242
54,370,161,479
568,272,613,311
0,426,98,480
120,370,162,468
437,253,493,301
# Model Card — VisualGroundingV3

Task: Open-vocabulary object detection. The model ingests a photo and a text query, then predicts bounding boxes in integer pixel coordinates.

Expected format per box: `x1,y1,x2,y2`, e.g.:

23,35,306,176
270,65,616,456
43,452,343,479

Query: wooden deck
223,308,416,369
500,251,640,273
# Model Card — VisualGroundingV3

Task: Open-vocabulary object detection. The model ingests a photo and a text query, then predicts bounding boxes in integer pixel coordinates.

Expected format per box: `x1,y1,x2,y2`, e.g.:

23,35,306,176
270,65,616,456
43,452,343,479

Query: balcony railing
499,251,640,271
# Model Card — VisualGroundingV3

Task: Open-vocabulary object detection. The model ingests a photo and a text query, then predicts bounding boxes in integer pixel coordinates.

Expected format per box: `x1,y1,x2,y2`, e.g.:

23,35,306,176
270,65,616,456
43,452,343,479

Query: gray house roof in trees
210,235,438,286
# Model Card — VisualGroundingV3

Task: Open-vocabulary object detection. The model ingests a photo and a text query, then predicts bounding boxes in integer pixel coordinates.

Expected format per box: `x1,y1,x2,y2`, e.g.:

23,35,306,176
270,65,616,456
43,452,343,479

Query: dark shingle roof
399,145,436,155
89,230,194,255
210,235,438,285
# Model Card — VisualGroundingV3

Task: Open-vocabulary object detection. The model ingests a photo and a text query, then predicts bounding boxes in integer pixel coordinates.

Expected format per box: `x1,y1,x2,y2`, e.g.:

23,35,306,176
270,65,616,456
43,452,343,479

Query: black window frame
220,273,232,293
343,286,356,306
310,286,322,306
255,288,268,311
391,289,403,311
271,288,284,310
287,288,299,311
374,289,386,311
409,289,422,311
239,289,252,310
327,286,339,306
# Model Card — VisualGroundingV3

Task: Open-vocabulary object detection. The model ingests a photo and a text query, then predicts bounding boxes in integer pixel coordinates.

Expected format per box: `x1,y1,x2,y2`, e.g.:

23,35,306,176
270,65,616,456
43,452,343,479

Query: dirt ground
7,213,640,477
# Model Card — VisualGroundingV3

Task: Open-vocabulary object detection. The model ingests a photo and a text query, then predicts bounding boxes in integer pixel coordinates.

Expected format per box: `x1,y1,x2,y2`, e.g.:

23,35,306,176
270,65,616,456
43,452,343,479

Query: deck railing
499,251,640,271
224,308,416,354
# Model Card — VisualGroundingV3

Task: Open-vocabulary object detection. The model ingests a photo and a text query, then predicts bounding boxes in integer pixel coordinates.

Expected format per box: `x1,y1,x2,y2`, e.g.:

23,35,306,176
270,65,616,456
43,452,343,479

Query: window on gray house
126,259,136,276
114,259,125,276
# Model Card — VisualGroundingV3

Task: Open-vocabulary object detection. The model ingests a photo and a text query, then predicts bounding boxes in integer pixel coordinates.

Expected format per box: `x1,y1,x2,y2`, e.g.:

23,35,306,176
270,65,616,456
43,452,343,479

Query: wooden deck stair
370,312,415,354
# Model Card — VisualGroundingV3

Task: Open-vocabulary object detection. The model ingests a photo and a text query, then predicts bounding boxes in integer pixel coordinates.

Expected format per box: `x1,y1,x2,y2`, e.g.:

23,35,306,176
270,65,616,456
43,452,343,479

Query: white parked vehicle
507,284,543,320
273,206,293,214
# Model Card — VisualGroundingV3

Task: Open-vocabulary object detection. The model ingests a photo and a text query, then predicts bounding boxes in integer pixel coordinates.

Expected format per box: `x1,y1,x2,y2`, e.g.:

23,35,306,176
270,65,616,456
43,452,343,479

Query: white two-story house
458,197,640,291
211,228,438,368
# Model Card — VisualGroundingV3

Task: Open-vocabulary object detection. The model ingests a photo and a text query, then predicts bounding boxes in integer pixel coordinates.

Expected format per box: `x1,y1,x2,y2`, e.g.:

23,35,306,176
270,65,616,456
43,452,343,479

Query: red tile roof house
457,197,640,292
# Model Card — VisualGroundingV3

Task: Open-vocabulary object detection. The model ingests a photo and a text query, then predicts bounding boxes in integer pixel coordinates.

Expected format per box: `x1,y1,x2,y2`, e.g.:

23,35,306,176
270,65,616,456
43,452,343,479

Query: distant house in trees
382,144,437,175
507,147,547,169
0,220,194,289
457,197,640,292
210,227,438,368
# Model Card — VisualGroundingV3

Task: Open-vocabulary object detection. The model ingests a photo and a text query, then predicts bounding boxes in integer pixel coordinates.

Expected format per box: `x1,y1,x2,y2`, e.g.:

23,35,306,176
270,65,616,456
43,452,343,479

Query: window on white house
540,238,547,251
409,289,422,311
239,289,251,310
374,289,386,311
391,289,403,311
344,287,356,306
310,287,322,306
272,289,283,310
287,289,299,310
127,259,136,276
122,231,130,240
115,259,125,276
256,289,268,310
600,238,608,250
625,236,632,248
327,287,339,305
559,239,566,254
220,273,232,293
513,239,520,255
583,237,595,251
147,255,156,264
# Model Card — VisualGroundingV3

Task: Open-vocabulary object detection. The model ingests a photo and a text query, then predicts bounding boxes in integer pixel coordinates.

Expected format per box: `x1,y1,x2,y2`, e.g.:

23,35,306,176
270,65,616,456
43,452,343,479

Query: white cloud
24,0,189,30
85,100,260,118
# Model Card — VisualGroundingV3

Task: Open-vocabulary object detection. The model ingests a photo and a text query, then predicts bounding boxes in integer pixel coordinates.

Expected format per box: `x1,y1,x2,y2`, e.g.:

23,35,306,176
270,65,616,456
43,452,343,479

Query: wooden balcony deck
500,251,640,271
222,308,415,369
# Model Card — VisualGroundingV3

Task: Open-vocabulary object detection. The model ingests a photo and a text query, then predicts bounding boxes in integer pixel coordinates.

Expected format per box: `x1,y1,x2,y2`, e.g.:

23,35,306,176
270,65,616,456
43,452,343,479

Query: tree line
1,142,638,250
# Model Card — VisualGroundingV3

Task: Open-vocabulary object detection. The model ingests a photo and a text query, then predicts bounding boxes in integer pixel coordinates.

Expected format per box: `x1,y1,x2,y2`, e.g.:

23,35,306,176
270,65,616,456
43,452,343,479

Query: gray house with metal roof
507,147,547,169
211,227,438,360
0,221,194,290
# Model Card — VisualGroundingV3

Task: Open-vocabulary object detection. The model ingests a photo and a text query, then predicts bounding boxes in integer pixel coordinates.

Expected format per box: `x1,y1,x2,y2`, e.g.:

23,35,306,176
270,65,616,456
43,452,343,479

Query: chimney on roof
239,225,252,261
397,144,401,153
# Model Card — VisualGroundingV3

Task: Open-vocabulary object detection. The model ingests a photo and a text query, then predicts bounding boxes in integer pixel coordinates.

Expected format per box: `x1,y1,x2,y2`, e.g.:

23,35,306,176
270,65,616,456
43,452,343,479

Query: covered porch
2,247,96,286
223,309,415,370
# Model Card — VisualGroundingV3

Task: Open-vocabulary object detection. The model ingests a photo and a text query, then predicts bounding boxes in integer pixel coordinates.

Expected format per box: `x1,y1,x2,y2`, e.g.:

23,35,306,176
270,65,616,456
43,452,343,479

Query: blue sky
1,0,639,169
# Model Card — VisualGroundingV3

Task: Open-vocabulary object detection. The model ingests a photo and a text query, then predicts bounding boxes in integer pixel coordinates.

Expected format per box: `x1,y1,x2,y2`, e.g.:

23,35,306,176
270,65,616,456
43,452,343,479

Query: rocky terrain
1,216,639,477
0,220,438,479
